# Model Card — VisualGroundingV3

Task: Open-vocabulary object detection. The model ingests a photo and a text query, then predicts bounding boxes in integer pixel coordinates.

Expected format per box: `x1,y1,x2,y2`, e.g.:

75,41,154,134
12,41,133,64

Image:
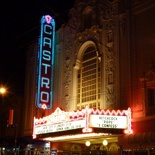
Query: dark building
0,94,24,154
1,0,155,155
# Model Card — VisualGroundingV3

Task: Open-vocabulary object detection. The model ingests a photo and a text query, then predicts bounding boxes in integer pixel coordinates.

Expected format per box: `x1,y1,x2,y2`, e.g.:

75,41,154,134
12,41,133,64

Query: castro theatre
23,1,155,155
29,14,133,155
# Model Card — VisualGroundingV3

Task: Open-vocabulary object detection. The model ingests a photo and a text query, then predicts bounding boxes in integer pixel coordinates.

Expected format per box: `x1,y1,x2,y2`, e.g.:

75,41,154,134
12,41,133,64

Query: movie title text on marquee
34,119,85,134
89,115,127,129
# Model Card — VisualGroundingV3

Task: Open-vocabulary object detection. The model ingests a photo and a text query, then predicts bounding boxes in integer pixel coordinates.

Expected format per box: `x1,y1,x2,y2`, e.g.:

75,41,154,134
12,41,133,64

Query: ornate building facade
20,0,155,155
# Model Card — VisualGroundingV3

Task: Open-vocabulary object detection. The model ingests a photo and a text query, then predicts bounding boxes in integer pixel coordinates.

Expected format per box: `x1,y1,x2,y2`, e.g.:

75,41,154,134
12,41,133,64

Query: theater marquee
33,106,132,138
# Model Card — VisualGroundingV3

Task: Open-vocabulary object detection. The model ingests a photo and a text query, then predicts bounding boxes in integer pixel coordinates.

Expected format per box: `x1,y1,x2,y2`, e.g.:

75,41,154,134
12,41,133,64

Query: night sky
0,0,75,96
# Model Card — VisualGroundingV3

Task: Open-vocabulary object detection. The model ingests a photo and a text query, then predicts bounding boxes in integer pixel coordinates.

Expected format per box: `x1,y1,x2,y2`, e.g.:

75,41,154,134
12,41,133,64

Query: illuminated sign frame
33,106,133,138
36,15,55,109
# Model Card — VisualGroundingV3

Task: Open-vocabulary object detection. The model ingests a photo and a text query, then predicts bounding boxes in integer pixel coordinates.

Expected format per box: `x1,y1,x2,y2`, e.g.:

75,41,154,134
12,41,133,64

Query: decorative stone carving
109,143,119,151
119,13,127,38
70,144,82,151
63,52,72,110
61,22,79,110
62,0,119,109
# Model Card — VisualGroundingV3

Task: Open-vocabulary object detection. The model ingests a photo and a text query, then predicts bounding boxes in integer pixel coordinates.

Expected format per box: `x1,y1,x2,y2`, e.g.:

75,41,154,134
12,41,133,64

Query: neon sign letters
36,15,55,109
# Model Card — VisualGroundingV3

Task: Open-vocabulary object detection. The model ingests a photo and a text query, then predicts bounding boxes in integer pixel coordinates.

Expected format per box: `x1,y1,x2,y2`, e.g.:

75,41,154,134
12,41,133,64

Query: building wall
118,0,155,151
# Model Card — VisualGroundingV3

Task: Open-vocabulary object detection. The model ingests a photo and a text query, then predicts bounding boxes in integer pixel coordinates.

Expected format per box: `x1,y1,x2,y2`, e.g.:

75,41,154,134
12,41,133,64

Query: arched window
77,46,101,109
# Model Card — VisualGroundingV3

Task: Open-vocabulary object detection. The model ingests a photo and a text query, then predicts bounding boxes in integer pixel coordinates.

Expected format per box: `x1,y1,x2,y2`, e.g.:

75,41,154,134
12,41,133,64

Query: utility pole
8,109,18,155
14,123,17,155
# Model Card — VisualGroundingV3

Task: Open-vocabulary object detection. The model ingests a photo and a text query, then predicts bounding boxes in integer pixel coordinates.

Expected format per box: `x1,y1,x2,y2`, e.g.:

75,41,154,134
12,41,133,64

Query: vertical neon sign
36,15,55,109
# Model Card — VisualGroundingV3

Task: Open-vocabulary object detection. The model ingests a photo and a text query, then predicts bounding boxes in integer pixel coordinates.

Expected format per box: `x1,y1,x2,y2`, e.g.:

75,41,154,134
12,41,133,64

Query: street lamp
0,86,7,155
0,87,6,95
0,86,17,155
0,86,7,104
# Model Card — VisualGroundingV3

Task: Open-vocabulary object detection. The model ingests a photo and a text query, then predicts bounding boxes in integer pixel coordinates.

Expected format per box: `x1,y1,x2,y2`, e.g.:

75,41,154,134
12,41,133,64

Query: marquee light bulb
85,141,91,146
103,140,108,146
